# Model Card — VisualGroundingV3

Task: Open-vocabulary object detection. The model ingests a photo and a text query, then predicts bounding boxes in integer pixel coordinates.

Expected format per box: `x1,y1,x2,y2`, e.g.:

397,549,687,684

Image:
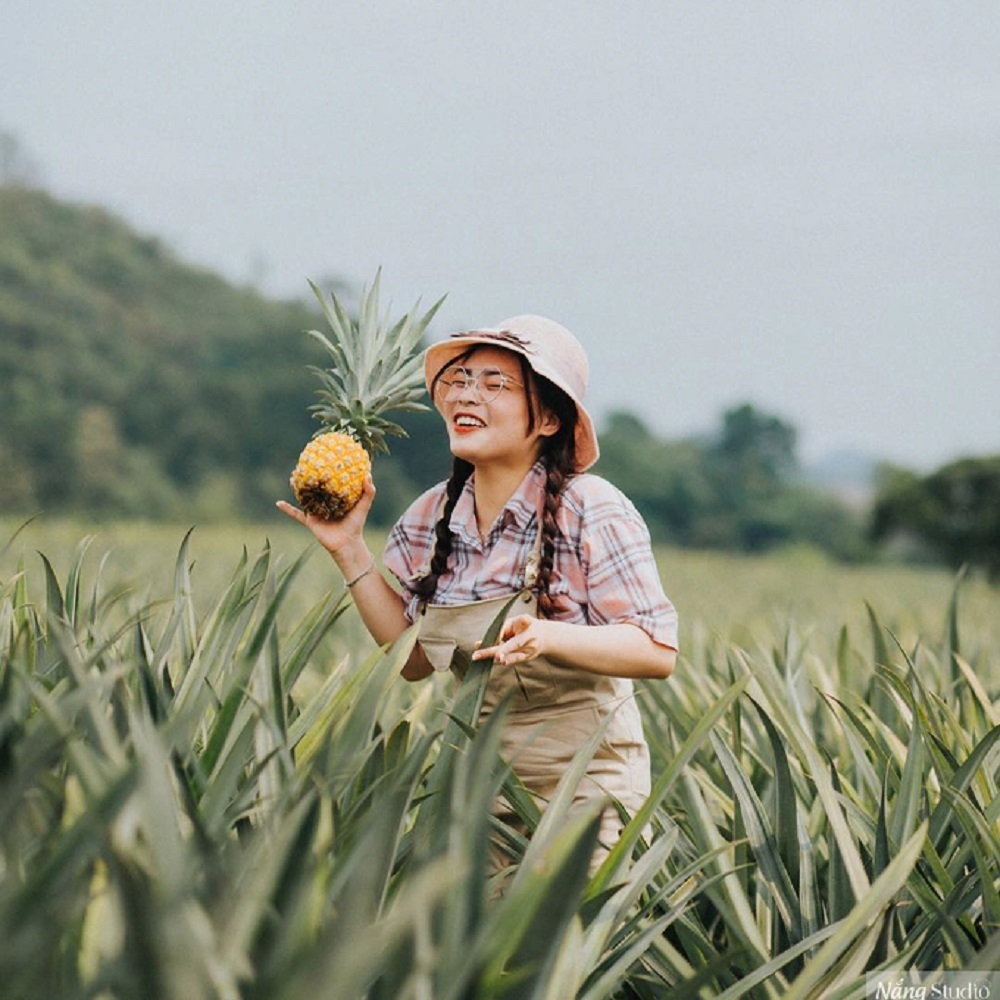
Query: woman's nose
453,376,483,401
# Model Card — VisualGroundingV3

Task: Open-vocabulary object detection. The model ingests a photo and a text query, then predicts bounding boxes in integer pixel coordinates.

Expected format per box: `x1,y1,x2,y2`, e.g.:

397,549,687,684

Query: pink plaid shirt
383,462,679,649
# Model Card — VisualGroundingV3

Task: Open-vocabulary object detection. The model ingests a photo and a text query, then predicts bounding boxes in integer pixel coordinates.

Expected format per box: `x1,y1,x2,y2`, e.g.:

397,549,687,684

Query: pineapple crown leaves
304,270,446,455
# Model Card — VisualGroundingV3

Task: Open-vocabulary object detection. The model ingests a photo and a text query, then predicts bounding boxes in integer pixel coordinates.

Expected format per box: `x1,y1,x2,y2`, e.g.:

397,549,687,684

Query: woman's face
433,346,560,471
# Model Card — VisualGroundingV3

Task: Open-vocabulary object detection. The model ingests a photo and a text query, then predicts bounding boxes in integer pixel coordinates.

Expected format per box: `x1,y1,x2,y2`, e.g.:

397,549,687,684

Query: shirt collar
449,461,546,547
504,461,547,528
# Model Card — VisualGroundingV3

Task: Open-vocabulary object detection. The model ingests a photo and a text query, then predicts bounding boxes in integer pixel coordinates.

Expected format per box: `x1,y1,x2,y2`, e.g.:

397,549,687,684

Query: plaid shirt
383,462,679,649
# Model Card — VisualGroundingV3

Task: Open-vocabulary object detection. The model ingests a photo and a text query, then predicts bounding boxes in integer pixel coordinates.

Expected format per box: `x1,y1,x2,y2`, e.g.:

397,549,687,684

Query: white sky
3,1,999,468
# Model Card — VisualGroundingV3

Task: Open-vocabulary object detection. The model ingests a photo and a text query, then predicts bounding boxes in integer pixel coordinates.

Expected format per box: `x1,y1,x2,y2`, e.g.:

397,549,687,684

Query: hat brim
424,333,600,472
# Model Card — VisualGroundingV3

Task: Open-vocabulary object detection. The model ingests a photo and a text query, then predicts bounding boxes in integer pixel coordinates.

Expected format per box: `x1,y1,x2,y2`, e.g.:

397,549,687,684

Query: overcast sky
3,1,998,469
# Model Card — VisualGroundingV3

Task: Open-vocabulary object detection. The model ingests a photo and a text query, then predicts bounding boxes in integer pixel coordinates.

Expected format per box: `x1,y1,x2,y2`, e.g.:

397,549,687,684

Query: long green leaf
479,807,604,996
888,710,925,851
678,767,771,964
929,724,1000,847
752,697,801,889
782,822,928,1000
753,652,872,902
590,672,751,894
711,731,802,941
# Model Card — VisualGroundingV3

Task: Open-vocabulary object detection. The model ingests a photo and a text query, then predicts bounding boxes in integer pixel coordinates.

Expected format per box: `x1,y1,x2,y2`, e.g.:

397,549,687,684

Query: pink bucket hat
424,314,600,472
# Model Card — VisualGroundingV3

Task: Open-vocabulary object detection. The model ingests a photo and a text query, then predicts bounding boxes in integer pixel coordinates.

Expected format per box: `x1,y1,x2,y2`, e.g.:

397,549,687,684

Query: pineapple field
0,518,997,999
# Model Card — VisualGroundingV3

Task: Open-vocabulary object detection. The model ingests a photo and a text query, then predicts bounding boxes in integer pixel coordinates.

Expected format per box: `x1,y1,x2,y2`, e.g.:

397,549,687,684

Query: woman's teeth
455,415,486,428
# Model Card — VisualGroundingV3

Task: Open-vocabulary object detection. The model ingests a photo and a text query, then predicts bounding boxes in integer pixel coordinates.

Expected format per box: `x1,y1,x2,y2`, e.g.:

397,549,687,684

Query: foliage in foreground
0,531,997,999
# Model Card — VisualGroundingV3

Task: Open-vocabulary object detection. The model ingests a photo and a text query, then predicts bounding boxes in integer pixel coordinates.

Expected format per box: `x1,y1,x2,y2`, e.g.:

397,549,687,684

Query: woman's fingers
275,500,305,523
351,476,377,514
501,615,533,638
472,617,543,664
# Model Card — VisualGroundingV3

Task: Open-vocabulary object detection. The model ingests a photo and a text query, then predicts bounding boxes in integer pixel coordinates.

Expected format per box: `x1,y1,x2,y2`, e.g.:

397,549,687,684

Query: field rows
0,518,997,998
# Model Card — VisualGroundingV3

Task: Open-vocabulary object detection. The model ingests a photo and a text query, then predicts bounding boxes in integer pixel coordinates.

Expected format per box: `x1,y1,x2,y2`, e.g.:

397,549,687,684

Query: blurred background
2,1,998,574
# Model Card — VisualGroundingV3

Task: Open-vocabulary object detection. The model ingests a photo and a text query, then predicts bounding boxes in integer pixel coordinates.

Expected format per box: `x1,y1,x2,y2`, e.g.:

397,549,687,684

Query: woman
278,314,678,867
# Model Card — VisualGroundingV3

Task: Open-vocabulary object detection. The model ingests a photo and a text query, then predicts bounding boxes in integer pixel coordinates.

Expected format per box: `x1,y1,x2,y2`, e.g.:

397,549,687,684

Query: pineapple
290,270,444,519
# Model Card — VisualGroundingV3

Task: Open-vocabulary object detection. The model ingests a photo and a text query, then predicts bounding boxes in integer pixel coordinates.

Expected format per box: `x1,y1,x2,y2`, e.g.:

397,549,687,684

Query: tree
871,455,1000,580
0,184,326,521
593,404,864,557
706,403,800,551
595,412,716,545
714,402,797,493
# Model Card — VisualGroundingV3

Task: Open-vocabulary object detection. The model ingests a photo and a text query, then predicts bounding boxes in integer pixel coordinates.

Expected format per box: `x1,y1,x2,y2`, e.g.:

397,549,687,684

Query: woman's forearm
331,545,433,680
475,616,676,680
276,489,433,679
543,621,676,679
338,554,408,644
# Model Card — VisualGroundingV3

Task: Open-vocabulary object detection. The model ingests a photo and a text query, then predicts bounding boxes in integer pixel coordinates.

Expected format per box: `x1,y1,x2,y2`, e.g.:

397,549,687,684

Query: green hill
0,183,874,560
0,184,450,524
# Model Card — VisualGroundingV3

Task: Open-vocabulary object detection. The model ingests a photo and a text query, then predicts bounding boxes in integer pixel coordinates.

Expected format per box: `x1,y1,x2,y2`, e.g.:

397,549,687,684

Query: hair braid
535,405,578,619
411,457,473,609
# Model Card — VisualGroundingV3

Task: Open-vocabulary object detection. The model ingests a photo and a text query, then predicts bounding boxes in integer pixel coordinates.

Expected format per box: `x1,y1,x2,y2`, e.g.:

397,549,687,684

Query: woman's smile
452,410,487,433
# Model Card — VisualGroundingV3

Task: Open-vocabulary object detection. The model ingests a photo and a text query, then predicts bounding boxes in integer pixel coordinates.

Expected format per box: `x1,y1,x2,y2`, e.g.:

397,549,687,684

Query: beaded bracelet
345,554,377,589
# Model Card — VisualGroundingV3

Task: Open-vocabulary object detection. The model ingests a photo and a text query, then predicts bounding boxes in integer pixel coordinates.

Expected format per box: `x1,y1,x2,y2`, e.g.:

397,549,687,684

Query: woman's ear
538,409,562,439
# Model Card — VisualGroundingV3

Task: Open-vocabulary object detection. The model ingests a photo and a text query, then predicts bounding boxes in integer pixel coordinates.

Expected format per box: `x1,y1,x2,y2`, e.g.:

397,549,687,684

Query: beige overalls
416,526,652,868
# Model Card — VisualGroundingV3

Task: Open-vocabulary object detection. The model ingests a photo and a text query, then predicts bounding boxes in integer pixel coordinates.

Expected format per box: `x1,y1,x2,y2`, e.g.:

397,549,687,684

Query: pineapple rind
290,431,372,519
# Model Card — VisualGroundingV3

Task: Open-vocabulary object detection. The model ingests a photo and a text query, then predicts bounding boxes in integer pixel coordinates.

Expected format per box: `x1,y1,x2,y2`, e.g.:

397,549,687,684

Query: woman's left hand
472,614,548,666
475,616,676,679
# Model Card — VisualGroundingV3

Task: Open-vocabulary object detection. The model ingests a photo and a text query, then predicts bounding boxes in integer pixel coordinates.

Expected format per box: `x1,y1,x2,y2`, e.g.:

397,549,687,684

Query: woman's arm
488,476,677,680
473,616,676,680
334,545,434,680
276,478,433,680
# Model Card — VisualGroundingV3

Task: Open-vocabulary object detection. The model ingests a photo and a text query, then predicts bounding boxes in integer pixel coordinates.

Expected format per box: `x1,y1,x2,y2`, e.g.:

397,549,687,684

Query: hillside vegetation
9,181,996,573
0,184,451,524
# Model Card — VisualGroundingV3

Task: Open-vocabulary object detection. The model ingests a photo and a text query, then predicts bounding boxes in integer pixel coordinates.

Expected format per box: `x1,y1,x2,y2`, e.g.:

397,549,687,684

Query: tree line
1,180,996,577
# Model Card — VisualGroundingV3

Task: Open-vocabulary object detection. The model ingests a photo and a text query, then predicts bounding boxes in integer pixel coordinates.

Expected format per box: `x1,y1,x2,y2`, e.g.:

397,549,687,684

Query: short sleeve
565,476,679,650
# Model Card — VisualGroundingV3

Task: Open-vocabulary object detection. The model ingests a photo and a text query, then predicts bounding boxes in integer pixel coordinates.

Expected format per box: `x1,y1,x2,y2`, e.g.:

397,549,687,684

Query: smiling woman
428,346,560,494
278,312,678,880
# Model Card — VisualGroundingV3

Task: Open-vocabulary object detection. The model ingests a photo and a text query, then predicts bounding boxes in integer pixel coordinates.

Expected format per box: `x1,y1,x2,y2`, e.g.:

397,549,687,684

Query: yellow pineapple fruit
289,432,372,520
290,270,444,519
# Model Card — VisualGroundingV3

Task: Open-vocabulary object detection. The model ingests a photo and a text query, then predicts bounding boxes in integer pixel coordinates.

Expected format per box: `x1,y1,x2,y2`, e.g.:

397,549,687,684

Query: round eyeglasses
435,365,524,403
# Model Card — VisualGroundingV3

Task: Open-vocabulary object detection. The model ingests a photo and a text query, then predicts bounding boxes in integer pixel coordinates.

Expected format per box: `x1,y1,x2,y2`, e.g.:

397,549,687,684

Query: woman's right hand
275,474,377,559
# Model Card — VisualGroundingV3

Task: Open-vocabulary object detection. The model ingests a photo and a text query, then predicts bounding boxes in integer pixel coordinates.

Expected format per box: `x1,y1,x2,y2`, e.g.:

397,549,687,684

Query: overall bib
416,531,652,867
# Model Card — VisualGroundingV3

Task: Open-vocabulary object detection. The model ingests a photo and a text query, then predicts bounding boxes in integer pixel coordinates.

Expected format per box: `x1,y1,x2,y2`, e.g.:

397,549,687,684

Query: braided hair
533,372,577,618
413,349,579,617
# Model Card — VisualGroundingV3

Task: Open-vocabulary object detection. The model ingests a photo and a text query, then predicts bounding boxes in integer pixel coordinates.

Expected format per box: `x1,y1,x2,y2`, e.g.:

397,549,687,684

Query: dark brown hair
413,349,578,616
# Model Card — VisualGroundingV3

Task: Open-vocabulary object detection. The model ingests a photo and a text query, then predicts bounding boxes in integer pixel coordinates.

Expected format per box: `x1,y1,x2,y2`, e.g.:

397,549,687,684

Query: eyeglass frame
434,364,525,403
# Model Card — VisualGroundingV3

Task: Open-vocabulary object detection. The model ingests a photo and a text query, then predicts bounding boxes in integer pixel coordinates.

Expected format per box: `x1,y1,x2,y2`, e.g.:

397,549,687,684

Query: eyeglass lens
437,367,509,402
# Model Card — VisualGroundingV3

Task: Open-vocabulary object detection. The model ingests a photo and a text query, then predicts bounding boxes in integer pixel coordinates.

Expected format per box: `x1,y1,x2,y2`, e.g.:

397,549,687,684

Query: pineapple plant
290,270,444,519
